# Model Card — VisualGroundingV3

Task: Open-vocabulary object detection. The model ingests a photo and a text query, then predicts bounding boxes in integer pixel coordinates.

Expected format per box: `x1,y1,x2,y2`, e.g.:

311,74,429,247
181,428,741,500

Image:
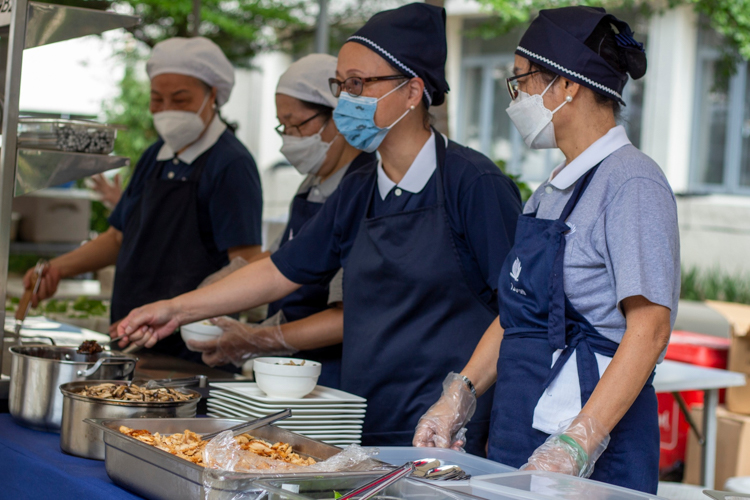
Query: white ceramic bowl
253,357,321,399
181,320,223,350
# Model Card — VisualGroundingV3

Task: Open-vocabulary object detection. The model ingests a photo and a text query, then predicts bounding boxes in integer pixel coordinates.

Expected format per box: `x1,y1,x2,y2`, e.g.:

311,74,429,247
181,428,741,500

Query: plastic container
18,118,117,154
375,446,515,481
253,357,321,399
181,320,223,348
465,471,668,499
658,331,731,473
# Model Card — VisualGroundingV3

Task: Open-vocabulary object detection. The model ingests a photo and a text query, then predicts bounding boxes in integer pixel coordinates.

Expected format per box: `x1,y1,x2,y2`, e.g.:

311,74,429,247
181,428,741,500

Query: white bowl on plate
253,357,321,399
181,320,223,350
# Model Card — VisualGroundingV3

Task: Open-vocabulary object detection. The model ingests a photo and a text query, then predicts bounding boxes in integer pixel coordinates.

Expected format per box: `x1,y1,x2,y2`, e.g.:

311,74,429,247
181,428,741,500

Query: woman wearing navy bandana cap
415,7,679,493
115,3,522,454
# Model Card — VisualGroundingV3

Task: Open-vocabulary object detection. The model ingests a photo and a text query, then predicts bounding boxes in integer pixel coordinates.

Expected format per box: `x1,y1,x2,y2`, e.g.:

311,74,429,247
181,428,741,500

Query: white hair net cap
147,37,235,107
276,54,338,109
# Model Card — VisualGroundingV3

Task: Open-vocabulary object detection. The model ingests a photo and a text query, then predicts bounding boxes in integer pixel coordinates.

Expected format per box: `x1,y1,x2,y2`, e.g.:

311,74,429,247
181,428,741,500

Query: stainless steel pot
60,381,200,460
9,345,138,432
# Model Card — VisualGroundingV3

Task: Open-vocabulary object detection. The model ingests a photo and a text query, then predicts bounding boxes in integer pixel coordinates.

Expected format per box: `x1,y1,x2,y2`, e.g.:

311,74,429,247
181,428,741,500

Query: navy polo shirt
109,130,263,260
272,140,522,310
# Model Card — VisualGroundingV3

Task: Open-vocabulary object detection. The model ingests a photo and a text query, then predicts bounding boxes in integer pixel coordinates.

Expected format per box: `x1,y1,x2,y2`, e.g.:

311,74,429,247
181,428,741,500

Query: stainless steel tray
87,417,371,500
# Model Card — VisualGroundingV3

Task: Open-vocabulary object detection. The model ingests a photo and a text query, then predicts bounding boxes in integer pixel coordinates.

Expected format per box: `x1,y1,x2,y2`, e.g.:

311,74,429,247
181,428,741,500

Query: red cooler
658,331,730,473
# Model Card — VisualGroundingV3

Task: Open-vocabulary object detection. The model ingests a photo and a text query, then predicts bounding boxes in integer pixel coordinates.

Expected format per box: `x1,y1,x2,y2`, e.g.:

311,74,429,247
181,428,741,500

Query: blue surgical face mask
333,80,412,153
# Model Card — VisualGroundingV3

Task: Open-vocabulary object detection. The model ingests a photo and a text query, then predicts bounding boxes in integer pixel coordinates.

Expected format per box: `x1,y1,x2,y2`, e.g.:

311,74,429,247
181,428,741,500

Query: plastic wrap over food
202,430,384,500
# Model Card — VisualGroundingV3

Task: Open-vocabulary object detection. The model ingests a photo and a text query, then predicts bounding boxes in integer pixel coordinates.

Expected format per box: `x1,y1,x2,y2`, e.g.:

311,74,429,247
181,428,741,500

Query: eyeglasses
329,75,409,98
506,70,540,100
275,112,323,137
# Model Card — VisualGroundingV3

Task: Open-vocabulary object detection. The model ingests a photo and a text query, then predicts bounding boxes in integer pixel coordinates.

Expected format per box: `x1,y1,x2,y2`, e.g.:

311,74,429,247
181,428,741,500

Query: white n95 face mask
280,122,338,176
153,94,210,153
506,76,570,150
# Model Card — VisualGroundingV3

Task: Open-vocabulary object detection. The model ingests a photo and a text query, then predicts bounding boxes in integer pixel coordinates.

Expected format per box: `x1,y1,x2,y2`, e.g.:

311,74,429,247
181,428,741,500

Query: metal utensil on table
411,458,440,477
13,259,47,340
424,464,470,481
201,408,292,441
338,462,416,500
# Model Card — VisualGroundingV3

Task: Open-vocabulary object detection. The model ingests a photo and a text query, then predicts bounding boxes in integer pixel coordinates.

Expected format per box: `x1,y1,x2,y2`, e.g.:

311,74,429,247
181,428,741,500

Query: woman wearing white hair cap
186,54,375,388
23,37,263,368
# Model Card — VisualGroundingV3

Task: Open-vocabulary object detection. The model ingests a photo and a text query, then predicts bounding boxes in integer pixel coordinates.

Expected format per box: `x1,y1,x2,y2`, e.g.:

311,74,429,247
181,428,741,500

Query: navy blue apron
343,131,496,456
266,153,373,388
487,164,659,493
111,149,226,365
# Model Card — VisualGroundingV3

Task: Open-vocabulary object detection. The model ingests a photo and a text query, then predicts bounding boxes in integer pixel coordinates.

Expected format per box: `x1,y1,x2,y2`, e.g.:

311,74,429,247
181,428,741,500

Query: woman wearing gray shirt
414,7,679,494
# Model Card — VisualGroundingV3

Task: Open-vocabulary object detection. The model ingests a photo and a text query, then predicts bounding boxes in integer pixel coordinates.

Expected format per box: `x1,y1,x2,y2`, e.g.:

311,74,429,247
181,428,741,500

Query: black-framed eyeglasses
275,112,323,137
329,75,409,98
506,70,540,100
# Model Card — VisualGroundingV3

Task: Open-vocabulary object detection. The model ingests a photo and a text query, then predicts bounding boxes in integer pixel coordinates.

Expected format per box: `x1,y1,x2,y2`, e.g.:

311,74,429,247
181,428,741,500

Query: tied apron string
542,321,619,403
546,163,602,350
543,163,604,404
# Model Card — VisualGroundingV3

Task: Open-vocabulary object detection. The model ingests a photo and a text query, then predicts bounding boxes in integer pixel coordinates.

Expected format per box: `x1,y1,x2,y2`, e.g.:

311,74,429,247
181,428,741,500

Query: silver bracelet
460,375,477,397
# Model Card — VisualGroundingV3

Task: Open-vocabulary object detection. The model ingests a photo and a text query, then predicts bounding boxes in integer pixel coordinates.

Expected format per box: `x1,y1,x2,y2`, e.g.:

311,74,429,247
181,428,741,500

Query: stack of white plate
207,382,367,447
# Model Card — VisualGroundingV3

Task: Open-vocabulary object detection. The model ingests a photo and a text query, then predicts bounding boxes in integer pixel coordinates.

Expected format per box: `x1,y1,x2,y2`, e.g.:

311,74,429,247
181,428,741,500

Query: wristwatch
460,374,477,397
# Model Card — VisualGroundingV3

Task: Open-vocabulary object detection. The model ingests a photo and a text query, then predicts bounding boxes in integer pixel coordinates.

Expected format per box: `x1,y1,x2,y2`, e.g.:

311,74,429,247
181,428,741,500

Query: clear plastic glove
521,413,610,478
185,311,296,367
198,257,249,289
412,372,477,452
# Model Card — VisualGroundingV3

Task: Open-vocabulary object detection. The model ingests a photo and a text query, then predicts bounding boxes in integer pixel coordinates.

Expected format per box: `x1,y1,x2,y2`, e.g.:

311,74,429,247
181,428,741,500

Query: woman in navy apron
186,54,375,388
24,38,264,367
116,3,522,456
414,8,680,493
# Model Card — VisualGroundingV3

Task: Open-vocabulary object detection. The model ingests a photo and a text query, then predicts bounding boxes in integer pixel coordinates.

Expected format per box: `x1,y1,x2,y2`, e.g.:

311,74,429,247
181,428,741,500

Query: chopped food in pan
118,426,316,467
76,383,197,402
76,340,103,354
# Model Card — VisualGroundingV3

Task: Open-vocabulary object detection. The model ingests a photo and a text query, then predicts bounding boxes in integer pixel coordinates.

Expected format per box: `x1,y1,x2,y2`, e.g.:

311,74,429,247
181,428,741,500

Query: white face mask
506,76,570,150
279,121,338,176
153,94,210,153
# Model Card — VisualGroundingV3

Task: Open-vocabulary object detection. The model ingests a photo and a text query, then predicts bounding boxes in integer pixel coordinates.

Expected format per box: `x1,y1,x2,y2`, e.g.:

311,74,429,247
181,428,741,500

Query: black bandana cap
347,3,449,108
517,6,646,105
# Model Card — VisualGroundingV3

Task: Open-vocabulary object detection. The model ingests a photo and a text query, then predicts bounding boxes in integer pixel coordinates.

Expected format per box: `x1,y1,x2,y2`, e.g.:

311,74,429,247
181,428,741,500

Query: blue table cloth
0,413,143,499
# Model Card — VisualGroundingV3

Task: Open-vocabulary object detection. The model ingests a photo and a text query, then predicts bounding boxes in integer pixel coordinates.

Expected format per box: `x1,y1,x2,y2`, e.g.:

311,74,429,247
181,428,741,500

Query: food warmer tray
87,417,381,500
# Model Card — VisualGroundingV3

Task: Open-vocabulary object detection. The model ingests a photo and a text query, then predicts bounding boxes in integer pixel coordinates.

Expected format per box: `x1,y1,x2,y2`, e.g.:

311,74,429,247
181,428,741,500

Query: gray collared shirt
524,142,680,350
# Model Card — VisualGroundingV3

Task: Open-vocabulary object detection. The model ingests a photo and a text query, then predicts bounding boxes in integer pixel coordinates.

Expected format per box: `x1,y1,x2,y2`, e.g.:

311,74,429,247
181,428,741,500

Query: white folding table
654,360,746,488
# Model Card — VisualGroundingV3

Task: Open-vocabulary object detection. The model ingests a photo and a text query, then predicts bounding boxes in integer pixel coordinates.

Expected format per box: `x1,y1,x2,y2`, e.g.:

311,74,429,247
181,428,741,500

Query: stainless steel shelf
15,148,130,196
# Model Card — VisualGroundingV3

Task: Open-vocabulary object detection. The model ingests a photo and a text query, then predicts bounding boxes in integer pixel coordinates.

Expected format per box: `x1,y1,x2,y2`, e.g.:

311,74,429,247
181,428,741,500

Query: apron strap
431,127,447,205
547,162,603,350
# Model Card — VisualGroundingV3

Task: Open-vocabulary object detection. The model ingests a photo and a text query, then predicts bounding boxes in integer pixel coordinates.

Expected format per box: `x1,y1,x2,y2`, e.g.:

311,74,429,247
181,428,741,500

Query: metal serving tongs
201,408,292,441
338,462,416,500
13,259,47,342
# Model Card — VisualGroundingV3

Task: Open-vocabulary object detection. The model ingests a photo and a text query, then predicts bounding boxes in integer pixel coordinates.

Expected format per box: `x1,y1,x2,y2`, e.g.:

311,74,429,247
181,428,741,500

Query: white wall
639,5,698,194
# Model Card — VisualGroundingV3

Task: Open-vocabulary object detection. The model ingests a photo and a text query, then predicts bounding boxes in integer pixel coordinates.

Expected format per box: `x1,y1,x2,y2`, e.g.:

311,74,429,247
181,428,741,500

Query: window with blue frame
457,16,647,185
691,25,750,194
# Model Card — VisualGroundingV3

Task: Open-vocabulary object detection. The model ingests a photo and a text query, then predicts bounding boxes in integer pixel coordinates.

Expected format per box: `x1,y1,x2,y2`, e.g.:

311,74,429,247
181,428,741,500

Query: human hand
23,264,61,307
89,173,123,210
413,373,477,452
116,300,181,348
186,313,295,367
521,413,610,478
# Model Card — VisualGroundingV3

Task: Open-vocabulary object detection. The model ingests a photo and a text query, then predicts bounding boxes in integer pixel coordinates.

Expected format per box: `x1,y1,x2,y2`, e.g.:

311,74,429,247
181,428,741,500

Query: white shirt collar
156,114,227,164
377,131,448,200
548,125,632,190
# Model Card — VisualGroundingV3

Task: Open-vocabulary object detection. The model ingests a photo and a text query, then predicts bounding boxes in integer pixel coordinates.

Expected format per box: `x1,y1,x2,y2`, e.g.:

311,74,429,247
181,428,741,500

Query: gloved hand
198,257,249,289
521,413,610,478
412,372,477,452
185,311,297,367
